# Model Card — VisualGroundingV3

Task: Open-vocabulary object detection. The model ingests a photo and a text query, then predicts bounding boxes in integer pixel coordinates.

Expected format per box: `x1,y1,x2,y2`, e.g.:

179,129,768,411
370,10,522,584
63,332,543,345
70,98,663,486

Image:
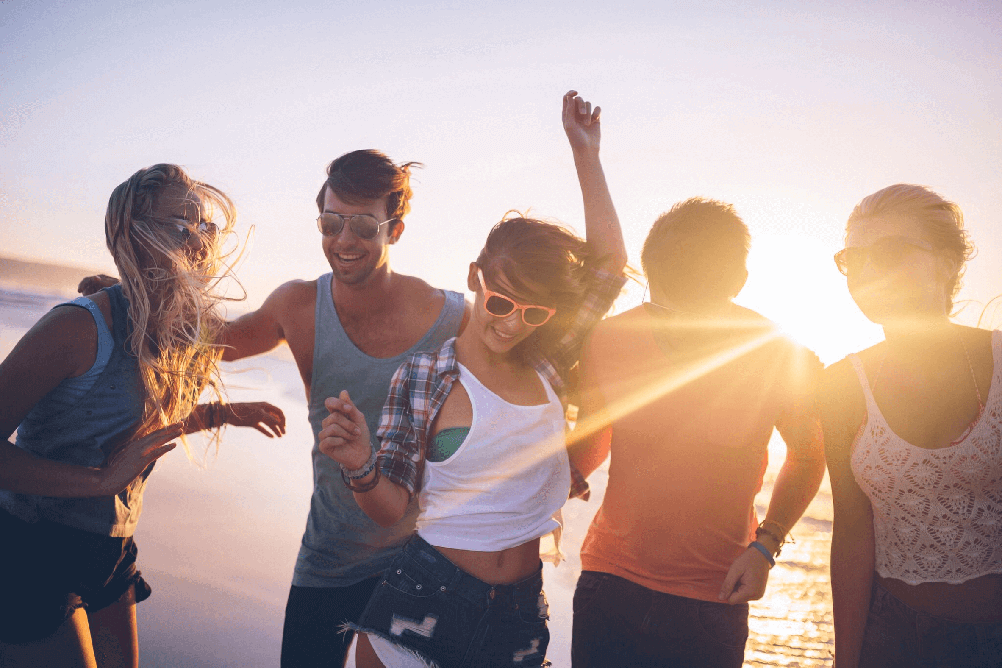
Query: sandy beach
1,281,834,667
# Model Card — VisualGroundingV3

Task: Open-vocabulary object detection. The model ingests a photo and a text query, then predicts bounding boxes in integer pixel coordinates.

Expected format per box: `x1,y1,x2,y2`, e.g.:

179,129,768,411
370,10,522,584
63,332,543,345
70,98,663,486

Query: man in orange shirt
569,198,826,668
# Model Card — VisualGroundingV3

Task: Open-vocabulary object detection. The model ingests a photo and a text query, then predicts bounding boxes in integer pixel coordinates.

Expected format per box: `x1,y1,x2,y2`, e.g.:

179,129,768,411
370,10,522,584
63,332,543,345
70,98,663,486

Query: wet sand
1,285,834,666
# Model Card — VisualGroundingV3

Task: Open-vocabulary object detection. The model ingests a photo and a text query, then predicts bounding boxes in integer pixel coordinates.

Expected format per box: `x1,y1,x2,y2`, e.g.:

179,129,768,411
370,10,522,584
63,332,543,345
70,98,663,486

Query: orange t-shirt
578,304,820,602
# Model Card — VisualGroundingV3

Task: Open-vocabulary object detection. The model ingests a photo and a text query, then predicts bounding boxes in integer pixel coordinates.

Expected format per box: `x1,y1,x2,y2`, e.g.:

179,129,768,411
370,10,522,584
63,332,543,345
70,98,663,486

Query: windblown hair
315,149,422,221
641,197,750,305
475,214,594,363
104,164,237,456
847,184,975,314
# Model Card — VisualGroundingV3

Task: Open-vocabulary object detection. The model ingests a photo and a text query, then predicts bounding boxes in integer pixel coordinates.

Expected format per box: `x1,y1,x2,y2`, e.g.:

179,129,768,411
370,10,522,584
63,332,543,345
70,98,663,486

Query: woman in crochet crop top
318,91,627,668
820,184,1002,668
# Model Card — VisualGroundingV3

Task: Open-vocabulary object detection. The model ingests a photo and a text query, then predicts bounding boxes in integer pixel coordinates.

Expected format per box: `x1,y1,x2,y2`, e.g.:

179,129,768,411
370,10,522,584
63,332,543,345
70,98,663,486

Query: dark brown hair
315,149,421,221
476,214,594,361
641,197,750,305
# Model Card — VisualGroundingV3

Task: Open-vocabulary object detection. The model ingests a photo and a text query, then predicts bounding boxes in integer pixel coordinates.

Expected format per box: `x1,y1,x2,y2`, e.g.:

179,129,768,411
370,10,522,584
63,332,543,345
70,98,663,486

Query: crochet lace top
849,330,1002,585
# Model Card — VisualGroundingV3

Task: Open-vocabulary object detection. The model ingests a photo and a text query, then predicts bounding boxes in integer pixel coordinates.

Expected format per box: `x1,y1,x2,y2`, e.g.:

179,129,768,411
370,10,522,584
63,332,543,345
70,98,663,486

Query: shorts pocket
382,561,445,600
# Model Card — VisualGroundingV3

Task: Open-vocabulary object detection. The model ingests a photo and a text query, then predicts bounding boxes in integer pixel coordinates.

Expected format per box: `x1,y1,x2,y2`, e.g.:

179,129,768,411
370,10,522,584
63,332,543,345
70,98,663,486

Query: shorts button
397,570,402,574
440,586,446,591
415,584,422,590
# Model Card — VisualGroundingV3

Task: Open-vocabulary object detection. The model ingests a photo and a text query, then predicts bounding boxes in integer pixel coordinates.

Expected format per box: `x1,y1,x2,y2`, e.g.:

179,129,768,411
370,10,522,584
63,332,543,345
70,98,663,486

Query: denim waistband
404,533,543,606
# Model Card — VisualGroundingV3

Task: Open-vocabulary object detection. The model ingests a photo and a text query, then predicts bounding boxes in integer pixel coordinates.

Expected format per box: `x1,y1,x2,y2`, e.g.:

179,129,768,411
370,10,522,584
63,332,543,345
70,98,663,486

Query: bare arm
0,306,179,497
568,335,613,479
563,90,628,274
183,402,287,438
822,361,874,668
319,391,411,527
79,274,301,363
719,349,827,604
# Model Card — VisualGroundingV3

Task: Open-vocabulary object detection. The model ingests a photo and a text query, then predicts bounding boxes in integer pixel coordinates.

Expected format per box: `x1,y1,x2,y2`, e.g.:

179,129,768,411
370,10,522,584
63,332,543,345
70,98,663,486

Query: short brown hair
315,149,421,220
641,197,750,304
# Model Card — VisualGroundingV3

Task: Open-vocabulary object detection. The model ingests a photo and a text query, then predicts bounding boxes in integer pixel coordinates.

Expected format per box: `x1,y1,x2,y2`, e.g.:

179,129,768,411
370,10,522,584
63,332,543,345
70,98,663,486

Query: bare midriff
877,573,1002,622
435,538,542,585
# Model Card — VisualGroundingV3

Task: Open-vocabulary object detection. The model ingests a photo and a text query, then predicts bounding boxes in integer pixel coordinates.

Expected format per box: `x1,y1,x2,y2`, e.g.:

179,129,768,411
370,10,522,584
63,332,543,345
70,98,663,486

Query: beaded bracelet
341,461,381,493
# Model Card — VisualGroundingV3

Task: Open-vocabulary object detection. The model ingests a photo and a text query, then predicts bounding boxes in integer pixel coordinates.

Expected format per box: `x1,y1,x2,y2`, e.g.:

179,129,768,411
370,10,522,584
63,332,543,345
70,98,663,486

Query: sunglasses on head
317,212,395,240
476,268,556,326
834,236,935,276
164,218,218,243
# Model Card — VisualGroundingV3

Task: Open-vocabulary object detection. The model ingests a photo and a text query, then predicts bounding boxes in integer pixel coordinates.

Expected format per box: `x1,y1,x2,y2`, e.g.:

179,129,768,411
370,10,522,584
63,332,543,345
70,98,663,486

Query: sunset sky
2,0,1000,364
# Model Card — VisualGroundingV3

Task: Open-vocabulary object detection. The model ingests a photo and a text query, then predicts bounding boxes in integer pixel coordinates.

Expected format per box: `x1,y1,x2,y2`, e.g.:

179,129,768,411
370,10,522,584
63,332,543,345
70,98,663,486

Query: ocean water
1,287,834,667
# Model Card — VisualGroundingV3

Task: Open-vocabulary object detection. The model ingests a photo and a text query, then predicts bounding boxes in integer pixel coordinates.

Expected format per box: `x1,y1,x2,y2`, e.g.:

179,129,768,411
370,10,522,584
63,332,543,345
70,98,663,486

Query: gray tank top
293,273,465,587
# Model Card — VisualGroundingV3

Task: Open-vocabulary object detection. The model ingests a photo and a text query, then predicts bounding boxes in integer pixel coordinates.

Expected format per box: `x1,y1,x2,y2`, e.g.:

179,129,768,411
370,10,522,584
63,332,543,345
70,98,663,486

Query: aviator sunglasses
476,268,556,326
834,236,935,276
317,212,395,240
165,218,218,243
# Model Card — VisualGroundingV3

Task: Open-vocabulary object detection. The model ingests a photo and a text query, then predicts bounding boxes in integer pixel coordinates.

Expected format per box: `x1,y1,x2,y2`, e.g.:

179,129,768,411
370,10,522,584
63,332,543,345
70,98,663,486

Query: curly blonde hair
104,164,238,457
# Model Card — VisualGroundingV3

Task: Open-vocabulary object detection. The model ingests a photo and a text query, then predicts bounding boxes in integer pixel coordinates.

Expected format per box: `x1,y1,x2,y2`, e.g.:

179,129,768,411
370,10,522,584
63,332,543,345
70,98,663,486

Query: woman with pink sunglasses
822,184,1002,667
318,90,627,668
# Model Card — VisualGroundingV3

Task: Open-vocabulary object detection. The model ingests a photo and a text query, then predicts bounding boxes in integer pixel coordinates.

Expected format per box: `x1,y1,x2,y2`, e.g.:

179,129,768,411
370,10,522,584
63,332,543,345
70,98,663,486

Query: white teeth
337,253,363,261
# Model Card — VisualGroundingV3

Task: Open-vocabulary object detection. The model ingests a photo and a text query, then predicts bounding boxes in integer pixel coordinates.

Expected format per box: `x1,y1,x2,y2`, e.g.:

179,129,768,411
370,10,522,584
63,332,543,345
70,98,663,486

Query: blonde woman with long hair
822,184,1002,667
0,164,285,667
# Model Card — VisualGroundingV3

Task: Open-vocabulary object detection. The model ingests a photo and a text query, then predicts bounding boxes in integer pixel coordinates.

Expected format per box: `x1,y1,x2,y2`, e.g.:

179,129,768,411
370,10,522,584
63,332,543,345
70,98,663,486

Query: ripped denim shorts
351,533,551,668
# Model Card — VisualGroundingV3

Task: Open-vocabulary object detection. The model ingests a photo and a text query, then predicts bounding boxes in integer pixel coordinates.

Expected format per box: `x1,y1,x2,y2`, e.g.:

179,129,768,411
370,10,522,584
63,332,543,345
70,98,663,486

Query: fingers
718,565,740,601
325,392,364,426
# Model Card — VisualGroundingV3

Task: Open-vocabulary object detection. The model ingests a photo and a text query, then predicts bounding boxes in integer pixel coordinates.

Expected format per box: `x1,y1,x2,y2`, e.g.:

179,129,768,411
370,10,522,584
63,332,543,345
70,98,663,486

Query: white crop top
416,362,571,552
849,330,1002,585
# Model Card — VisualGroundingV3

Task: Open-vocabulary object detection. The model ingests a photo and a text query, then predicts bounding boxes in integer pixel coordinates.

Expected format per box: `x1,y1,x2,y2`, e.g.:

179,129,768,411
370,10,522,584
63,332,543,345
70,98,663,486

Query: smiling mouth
492,326,517,342
335,252,364,263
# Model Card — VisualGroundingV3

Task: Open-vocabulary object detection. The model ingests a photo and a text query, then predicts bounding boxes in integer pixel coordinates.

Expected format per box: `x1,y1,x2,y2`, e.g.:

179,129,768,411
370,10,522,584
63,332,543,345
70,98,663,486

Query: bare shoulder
7,301,98,378
396,273,446,304
266,279,318,309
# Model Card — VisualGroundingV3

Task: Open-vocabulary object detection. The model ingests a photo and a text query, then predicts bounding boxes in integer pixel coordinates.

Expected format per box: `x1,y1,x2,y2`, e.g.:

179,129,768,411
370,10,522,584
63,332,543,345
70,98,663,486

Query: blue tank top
0,285,147,536
293,274,465,587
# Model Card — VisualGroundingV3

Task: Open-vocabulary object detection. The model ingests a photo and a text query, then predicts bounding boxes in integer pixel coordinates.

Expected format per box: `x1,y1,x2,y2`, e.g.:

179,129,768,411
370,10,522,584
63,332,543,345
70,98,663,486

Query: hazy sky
2,0,1000,362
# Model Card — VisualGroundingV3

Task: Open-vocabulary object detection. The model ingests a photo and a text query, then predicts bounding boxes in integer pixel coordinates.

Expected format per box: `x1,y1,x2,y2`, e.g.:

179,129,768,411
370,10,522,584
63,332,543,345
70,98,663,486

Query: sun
737,233,883,365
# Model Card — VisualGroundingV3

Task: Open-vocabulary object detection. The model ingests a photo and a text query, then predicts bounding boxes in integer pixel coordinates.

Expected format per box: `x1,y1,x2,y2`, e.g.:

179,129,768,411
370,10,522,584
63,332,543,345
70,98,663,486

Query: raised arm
562,90,628,274
0,305,179,497
821,361,875,668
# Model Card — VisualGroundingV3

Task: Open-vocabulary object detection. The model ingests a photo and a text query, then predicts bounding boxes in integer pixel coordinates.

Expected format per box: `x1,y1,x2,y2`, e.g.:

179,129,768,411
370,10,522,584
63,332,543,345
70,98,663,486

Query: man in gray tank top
219,150,467,667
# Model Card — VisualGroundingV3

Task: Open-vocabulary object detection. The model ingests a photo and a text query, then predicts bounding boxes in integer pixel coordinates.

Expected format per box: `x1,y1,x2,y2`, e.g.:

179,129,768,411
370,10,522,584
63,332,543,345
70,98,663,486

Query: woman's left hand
225,402,286,438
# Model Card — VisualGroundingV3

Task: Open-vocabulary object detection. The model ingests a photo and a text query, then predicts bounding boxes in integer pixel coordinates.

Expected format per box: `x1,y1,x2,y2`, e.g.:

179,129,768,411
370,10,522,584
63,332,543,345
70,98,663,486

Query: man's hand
78,274,119,296
225,402,287,438
563,89,602,156
718,546,771,605
319,390,372,469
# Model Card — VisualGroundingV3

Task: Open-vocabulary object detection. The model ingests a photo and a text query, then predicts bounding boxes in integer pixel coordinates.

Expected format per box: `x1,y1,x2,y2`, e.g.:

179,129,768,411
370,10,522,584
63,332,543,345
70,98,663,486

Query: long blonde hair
104,164,237,455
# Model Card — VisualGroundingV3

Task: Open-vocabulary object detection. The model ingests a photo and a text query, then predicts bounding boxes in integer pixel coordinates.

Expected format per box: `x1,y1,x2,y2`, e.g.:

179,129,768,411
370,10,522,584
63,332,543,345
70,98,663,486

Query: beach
1,284,834,667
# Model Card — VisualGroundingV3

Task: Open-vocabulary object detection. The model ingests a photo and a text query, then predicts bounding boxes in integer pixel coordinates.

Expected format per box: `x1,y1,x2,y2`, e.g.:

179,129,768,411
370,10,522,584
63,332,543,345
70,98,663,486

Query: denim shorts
860,579,1002,668
352,533,551,668
0,507,152,644
572,570,748,668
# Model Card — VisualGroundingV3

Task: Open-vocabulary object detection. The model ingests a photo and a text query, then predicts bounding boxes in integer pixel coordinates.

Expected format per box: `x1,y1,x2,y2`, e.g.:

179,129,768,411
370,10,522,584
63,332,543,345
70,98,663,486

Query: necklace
872,328,984,409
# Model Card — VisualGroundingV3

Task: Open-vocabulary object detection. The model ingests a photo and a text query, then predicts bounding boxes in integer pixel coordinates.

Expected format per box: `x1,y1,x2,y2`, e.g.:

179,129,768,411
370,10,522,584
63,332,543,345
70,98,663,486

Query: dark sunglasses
165,218,218,243
317,212,395,240
477,269,556,326
834,236,935,276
